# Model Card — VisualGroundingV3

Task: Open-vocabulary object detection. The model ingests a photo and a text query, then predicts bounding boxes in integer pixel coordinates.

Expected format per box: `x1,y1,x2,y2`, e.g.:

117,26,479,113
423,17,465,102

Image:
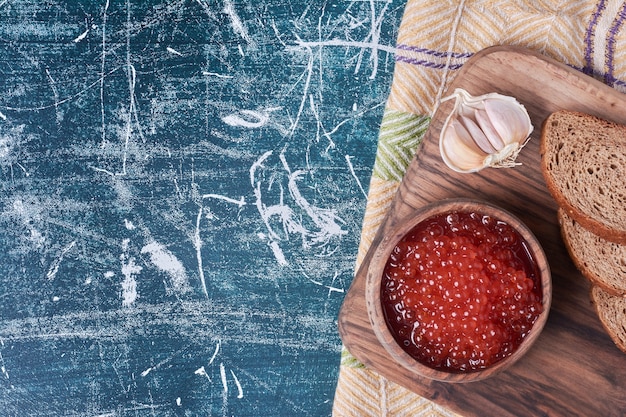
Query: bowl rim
365,197,552,383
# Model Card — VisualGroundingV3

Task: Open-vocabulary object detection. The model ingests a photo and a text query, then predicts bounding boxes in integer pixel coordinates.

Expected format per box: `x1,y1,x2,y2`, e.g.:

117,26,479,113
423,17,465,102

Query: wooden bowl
365,198,552,383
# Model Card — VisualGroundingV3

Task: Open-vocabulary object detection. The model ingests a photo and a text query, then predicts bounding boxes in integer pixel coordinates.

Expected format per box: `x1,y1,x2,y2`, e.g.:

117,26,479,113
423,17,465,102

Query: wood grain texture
338,46,626,417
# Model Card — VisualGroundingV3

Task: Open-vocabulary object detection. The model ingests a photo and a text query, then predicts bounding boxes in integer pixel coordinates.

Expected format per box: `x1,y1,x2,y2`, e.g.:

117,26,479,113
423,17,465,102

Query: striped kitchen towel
333,1,626,415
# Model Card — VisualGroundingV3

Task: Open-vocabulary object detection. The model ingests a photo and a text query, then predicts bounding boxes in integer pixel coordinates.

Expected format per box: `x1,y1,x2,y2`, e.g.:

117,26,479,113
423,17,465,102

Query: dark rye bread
541,110,626,244
559,209,626,296
591,286,626,353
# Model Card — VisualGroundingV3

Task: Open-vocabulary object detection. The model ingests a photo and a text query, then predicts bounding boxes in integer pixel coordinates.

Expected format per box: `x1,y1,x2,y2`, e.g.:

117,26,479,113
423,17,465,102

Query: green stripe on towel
340,346,366,368
372,110,430,182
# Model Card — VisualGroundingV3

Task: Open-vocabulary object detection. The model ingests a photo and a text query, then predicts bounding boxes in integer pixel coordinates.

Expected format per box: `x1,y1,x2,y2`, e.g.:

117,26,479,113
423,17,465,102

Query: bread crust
559,209,626,296
543,111,626,354
590,286,626,354
540,111,626,245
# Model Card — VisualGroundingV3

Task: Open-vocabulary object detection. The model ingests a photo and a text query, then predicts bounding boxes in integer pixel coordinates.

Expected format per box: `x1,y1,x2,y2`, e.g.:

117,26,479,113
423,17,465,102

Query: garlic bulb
438,88,534,173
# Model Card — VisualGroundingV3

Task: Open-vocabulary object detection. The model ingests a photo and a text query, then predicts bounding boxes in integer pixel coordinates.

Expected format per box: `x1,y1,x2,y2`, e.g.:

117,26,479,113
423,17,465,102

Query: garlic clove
440,119,488,173
459,114,497,154
484,98,533,147
474,108,505,151
448,118,487,154
438,88,533,173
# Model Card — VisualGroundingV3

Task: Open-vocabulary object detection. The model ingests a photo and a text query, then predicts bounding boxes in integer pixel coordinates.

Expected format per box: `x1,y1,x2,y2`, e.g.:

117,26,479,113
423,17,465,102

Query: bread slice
559,209,626,296
541,110,626,244
590,285,626,353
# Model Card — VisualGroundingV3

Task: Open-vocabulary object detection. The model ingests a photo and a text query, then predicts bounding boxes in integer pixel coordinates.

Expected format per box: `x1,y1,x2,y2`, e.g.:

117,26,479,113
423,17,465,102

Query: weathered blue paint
0,1,404,415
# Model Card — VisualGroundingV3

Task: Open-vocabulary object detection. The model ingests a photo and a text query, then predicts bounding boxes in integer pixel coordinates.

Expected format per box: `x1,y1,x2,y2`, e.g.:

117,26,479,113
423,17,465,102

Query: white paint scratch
270,20,287,47
73,28,90,43
194,0,213,17
268,240,287,266
46,240,77,280
0,340,11,386
96,0,146,175
15,162,29,177
288,36,313,137
250,150,347,264
100,0,110,148
12,198,45,248
291,0,393,80
291,39,397,54
223,0,255,46
89,165,116,177
166,46,182,56
230,369,244,399
302,269,344,295
222,109,269,129
194,206,209,299
0,66,125,113
0,125,22,158
208,340,221,366
192,342,244,405
250,151,293,264
220,363,228,393
292,38,395,79
140,241,190,294
141,345,191,378
202,71,233,79
236,368,306,413
285,168,347,248
307,277,344,294
121,63,136,176
120,239,141,307
345,155,367,198
0,364,7,381
326,270,344,295
120,261,140,306
220,362,229,415
365,0,392,79
309,94,335,151
201,193,246,207
45,68,61,123
93,66,144,176
193,192,245,298
194,366,211,381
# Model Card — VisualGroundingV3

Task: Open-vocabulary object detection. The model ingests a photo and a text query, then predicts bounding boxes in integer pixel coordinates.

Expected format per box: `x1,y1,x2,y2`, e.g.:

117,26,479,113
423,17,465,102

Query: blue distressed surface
0,1,404,415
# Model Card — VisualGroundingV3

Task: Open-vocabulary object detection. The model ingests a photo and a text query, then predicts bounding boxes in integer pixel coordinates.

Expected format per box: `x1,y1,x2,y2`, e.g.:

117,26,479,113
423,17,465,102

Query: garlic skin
439,88,534,173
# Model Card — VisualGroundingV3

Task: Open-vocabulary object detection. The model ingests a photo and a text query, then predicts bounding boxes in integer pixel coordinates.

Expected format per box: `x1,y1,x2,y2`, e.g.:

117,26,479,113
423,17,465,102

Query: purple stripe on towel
605,4,626,85
569,62,624,85
603,70,626,87
395,44,473,59
584,0,607,75
394,54,465,70
613,77,626,87
605,2,626,86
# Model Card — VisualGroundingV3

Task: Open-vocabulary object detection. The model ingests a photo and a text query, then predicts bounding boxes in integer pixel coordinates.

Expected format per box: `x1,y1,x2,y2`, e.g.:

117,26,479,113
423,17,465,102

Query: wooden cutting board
338,46,626,417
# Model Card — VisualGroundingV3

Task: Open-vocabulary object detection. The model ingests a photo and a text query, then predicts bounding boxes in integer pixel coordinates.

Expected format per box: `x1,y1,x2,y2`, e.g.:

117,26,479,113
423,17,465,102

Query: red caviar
381,210,542,372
